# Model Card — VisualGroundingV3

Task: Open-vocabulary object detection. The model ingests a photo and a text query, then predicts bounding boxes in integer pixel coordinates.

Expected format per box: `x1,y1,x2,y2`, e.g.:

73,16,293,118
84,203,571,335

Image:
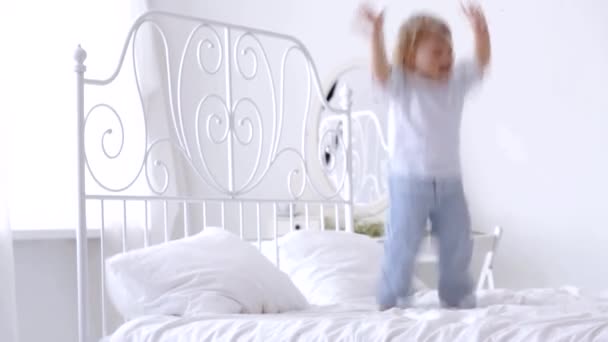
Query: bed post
74,44,89,342
339,85,354,232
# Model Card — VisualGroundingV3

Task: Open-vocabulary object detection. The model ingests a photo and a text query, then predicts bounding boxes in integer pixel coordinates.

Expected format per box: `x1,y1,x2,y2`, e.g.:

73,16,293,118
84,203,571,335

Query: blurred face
414,32,453,81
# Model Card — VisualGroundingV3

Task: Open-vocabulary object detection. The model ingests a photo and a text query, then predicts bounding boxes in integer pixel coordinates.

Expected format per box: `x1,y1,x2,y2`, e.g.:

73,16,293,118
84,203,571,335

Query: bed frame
74,11,501,342
75,11,355,341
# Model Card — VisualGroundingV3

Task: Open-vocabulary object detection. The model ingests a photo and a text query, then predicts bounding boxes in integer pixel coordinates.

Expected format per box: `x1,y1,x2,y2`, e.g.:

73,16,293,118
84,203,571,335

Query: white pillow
276,230,426,305
105,227,308,319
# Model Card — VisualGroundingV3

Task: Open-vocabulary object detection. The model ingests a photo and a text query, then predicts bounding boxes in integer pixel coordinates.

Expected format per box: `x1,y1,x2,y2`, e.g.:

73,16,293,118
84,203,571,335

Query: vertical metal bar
256,203,261,250
100,200,106,337
163,200,169,243
221,201,225,229
144,200,149,247
320,204,325,231
224,27,235,194
304,204,310,230
202,201,207,229
289,203,294,232
183,202,189,237
122,201,127,252
74,44,88,342
273,203,279,268
340,87,355,233
239,202,244,238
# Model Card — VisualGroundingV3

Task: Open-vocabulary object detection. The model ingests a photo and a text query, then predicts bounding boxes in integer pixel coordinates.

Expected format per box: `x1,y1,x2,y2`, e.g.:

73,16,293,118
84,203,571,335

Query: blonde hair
393,14,452,70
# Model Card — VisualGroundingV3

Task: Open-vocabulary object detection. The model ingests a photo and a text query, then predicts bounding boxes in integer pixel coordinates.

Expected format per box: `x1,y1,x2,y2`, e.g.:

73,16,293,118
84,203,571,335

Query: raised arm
358,5,391,84
463,3,491,71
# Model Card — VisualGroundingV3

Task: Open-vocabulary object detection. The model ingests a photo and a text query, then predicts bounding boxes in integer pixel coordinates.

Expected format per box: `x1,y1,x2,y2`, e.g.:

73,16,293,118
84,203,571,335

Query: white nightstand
374,227,502,291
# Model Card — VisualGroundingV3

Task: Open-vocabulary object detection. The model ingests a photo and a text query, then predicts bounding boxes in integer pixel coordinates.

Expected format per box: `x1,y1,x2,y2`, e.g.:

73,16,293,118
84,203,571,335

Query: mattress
107,287,608,342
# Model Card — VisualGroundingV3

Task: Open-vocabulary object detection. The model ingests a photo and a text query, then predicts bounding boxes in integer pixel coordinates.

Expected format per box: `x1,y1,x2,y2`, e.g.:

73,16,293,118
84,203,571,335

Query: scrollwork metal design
84,12,353,203
195,26,223,75
231,98,262,147
84,103,133,193
90,104,125,160
231,31,278,195
143,138,173,195
195,94,231,194
179,23,225,161
321,109,389,208
234,46,258,81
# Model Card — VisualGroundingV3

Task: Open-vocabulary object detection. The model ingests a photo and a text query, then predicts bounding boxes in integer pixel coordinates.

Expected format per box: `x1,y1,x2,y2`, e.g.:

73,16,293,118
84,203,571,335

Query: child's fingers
461,2,487,27
472,4,485,17
358,4,384,28
472,5,482,18
376,10,385,25
460,1,471,16
359,10,374,23
471,6,486,25
354,4,378,36
359,4,376,18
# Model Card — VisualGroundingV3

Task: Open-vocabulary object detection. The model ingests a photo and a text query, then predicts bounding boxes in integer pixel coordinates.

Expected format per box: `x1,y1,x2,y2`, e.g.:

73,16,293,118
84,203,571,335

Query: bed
75,11,608,342
108,288,608,342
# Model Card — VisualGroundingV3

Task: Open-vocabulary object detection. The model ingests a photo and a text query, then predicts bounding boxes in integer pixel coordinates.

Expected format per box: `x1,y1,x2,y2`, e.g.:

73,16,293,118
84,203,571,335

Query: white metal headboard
74,11,354,341
317,65,390,220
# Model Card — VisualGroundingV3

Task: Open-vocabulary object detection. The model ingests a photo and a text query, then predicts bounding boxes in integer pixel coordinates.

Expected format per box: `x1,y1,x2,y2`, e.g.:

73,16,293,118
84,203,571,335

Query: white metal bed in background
316,64,390,219
74,11,503,342
316,65,503,292
75,11,355,341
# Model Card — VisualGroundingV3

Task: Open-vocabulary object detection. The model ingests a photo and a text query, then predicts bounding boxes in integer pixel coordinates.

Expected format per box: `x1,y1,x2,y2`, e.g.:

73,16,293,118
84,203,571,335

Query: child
358,3,491,309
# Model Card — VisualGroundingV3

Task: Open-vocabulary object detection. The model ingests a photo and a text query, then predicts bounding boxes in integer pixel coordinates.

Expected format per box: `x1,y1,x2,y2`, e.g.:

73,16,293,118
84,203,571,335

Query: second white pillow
276,230,426,305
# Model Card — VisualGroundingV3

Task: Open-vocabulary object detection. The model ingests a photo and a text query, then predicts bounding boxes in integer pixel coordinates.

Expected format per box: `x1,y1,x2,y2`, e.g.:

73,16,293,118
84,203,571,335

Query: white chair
475,226,503,291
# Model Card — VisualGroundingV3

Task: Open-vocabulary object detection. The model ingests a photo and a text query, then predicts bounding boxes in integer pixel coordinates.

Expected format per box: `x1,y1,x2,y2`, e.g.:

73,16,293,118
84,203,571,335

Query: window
0,1,132,230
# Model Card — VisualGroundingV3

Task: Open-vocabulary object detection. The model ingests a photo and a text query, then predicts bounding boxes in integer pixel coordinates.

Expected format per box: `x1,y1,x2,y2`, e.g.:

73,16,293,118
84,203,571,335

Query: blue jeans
378,174,475,309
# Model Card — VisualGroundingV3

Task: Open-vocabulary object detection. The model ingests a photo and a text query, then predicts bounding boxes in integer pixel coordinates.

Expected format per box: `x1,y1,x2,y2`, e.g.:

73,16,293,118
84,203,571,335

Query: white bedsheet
108,287,608,342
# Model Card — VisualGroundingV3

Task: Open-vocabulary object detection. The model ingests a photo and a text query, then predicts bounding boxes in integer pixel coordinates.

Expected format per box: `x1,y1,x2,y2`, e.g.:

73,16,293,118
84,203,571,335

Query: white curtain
0,135,18,342
0,17,18,334
0,0,195,339
0,210,18,342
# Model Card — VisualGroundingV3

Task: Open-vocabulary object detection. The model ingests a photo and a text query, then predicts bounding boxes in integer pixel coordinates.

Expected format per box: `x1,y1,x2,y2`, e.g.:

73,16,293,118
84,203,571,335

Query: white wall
154,0,608,290
12,1,608,341
14,239,101,342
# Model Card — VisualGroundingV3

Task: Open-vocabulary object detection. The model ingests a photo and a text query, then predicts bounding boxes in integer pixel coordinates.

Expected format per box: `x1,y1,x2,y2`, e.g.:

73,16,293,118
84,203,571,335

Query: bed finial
74,44,87,72
338,84,353,111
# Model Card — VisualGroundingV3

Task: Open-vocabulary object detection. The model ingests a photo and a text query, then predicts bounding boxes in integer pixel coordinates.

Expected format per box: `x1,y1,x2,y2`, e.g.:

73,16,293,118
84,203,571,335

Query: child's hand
357,4,385,34
461,2,488,34
462,2,491,69
356,3,390,84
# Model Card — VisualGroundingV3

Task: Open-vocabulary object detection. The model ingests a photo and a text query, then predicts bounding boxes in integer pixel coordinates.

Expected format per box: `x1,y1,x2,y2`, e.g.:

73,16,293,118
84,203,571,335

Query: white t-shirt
384,59,482,177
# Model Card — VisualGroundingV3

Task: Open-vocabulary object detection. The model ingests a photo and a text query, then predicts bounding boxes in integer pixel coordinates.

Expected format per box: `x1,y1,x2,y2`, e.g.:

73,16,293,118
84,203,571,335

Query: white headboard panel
74,11,355,341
